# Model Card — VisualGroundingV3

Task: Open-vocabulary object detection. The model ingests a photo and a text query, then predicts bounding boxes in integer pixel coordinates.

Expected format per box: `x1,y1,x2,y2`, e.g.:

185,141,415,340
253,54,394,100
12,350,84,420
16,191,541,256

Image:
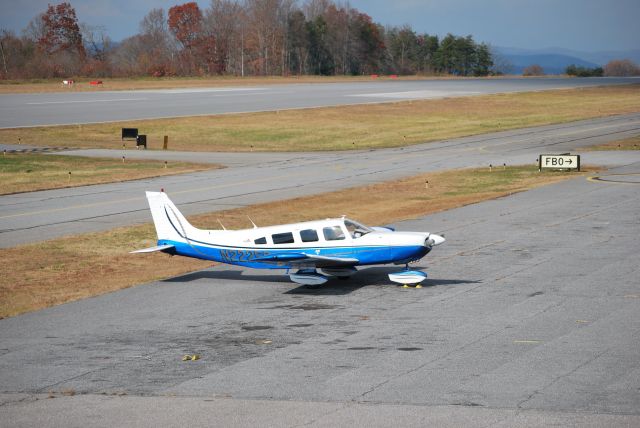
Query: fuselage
158,217,438,269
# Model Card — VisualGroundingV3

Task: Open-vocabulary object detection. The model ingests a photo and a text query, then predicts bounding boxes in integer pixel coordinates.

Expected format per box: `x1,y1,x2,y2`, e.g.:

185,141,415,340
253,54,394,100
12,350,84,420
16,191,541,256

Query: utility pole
241,28,244,77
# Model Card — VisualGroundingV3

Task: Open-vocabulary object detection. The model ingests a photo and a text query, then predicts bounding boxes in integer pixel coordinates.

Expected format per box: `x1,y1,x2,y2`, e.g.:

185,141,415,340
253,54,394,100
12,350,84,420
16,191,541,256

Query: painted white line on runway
138,87,267,94
350,90,482,99
27,98,148,105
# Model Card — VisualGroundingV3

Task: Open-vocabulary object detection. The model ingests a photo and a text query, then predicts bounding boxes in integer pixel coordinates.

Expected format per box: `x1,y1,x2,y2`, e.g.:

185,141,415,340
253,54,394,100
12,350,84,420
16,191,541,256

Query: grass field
2,85,638,152
0,165,595,318
583,134,640,151
0,153,216,195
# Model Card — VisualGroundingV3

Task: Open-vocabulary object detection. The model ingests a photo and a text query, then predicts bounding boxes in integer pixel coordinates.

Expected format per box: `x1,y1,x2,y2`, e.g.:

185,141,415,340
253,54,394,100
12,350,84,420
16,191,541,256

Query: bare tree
604,59,640,76
522,64,544,76
204,0,244,74
245,0,292,75
81,24,110,61
303,0,331,20
23,14,46,42
489,46,513,75
139,8,176,75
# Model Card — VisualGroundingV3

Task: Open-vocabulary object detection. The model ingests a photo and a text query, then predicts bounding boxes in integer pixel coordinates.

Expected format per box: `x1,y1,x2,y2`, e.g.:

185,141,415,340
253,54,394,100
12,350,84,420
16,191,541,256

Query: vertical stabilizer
145,191,198,243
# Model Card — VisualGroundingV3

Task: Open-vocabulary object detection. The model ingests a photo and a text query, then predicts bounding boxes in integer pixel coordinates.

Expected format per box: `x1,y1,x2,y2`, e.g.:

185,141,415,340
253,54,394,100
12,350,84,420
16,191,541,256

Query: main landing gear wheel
289,269,328,286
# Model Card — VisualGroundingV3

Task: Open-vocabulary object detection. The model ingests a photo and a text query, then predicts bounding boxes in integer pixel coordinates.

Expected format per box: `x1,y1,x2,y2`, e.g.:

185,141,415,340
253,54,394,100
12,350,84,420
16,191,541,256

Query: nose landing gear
388,264,427,287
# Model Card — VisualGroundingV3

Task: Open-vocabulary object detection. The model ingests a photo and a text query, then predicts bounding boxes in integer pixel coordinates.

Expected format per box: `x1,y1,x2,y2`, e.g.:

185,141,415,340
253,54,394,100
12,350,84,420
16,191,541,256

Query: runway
1,161,638,426
0,77,637,128
1,113,640,248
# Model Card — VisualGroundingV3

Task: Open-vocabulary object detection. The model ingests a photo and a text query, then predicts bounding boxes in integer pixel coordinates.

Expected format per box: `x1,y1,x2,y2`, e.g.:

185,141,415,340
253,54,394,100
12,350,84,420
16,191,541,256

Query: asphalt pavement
1,77,637,128
1,113,640,247
1,161,638,426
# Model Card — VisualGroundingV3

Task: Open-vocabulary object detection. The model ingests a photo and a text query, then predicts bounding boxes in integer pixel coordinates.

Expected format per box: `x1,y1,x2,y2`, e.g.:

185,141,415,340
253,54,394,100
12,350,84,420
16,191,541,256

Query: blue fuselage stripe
158,239,430,269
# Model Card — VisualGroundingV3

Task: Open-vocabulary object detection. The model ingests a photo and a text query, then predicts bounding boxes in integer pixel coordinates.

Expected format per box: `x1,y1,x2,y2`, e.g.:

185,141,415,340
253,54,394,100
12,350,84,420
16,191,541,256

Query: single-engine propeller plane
132,191,445,286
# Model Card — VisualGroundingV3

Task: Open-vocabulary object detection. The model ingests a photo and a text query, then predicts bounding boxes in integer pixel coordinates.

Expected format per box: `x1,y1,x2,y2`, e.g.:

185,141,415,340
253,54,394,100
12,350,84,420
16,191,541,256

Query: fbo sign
539,154,580,171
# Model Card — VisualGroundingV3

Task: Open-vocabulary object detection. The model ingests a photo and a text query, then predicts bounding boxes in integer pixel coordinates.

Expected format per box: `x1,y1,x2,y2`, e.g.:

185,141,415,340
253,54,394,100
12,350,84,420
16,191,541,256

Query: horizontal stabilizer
130,244,175,254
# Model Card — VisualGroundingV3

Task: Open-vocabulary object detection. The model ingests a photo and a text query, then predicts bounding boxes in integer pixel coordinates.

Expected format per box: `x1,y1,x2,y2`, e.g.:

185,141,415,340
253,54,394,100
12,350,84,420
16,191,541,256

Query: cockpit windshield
344,218,373,238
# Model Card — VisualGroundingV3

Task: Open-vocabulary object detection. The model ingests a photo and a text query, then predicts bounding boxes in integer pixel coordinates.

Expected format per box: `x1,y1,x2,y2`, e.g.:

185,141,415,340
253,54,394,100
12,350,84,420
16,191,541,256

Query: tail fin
145,191,199,243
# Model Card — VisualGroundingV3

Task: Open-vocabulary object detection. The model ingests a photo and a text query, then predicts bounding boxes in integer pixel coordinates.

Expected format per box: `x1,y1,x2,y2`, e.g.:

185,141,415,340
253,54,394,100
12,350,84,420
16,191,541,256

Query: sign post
539,154,580,171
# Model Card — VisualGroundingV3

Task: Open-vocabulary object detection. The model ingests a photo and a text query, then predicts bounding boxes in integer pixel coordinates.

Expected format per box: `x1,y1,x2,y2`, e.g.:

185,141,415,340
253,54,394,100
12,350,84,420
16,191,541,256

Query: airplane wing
130,244,176,254
254,253,359,268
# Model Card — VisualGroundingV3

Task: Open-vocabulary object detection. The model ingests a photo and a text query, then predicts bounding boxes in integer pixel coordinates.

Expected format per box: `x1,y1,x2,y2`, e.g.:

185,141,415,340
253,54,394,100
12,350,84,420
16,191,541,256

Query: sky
1,0,638,53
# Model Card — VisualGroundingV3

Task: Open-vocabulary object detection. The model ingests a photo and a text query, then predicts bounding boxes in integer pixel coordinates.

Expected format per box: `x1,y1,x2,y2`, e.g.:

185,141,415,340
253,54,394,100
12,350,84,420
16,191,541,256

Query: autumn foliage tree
168,2,219,74
3,0,496,79
168,2,203,51
38,2,85,57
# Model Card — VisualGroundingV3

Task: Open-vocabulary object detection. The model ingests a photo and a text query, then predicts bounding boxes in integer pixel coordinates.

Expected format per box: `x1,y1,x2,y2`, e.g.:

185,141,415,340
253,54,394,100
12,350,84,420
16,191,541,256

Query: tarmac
1,160,639,426
1,77,638,128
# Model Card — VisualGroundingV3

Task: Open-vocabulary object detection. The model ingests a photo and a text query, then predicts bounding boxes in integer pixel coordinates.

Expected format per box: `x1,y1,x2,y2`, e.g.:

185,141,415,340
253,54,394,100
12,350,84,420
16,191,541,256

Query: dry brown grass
0,75,424,94
583,134,640,151
2,85,638,152
0,165,594,318
0,153,217,195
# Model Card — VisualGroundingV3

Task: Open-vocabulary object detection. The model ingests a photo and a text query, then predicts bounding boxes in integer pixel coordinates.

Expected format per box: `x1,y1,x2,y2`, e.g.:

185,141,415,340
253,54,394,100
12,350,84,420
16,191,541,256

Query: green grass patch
0,153,217,195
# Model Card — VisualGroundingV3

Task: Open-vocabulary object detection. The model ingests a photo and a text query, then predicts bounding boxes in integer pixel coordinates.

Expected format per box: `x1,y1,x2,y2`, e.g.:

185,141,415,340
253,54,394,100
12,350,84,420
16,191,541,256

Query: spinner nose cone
426,233,445,247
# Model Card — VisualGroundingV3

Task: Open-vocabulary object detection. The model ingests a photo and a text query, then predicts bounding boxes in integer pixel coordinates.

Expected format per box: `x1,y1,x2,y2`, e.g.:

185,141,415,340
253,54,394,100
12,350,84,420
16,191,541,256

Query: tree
286,9,309,74
350,12,385,74
566,64,603,77
387,25,418,74
138,8,175,76
433,34,492,76
204,0,245,75
416,34,439,74
168,2,204,51
323,5,350,75
604,59,640,76
169,2,209,74
37,2,85,58
306,15,333,75
4,0,495,79
489,47,514,75
473,43,492,76
522,64,544,76
79,24,111,76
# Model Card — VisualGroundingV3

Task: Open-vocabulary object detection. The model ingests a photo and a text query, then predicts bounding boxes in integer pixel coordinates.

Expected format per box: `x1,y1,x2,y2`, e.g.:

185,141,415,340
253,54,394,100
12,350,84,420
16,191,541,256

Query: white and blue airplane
132,191,445,286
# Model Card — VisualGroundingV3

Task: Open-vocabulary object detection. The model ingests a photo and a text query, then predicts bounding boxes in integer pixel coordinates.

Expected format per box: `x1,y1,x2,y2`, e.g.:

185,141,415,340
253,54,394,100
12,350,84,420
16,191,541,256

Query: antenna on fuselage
247,215,258,229
217,219,227,230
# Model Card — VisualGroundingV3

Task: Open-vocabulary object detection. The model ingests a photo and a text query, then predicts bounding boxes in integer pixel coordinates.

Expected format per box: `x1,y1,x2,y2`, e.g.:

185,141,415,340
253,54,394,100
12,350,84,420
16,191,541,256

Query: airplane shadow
164,266,481,296
163,269,289,284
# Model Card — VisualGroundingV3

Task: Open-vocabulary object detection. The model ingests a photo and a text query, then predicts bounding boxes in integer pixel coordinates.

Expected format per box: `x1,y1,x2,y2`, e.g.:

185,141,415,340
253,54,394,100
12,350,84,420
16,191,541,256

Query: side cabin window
254,237,267,245
323,226,345,241
272,232,295,244
300,229,319,242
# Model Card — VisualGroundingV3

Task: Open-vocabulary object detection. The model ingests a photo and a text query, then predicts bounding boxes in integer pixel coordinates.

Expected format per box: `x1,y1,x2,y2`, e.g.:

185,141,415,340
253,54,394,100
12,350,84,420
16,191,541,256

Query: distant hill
494,46,640,75
504,54,599,75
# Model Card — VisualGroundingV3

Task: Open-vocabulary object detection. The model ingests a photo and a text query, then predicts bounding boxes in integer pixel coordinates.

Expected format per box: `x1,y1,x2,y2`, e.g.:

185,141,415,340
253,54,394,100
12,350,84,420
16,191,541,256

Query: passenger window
254,237,267,245
323,226,345,241
272,232,294,244
300,229,319,242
